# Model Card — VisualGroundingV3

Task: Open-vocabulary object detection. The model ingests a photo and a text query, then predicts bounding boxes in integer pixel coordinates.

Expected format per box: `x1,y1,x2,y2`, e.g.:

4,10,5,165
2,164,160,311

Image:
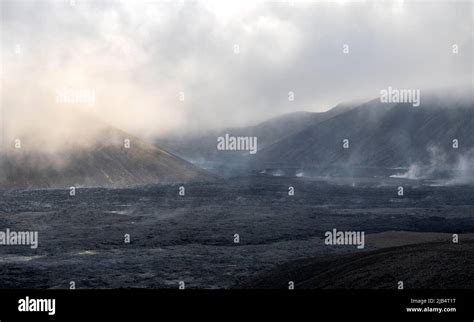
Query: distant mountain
155,103,357,175
0,113,213,189
252,90,474,176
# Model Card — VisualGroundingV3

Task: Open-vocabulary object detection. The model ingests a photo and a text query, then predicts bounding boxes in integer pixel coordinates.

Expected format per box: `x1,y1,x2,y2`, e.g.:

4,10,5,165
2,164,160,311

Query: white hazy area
0,0,472,153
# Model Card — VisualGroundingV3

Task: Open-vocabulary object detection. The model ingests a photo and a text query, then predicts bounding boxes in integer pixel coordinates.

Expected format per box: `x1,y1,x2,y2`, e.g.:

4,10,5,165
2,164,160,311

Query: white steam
390,146,474,185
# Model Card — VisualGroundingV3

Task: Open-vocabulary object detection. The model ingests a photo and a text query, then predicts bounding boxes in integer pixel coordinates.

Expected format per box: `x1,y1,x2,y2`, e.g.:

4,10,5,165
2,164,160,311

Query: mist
1,0,472,154
391,146,474,185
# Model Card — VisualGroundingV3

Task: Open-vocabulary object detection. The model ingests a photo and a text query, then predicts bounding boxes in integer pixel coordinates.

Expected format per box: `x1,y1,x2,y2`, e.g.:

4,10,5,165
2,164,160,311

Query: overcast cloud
1,0,472,140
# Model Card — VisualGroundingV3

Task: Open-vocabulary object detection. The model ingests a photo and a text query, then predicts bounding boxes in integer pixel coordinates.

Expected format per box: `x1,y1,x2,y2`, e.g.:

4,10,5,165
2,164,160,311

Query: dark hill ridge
0,115,213,189
252,92,474,172
240,239,474,289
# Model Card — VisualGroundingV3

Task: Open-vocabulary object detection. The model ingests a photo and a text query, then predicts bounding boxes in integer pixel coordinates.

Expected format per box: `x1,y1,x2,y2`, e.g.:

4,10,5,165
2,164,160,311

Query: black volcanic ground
1,176,473,289
241,240,474,289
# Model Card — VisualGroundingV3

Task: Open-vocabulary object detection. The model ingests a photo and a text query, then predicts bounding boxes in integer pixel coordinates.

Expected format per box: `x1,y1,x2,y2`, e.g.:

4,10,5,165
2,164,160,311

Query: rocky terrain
0,176,473,289
241,237,474,289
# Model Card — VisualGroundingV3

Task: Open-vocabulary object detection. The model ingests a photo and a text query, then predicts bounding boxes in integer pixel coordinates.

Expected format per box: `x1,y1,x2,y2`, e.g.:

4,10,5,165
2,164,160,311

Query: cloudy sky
1,0,472,139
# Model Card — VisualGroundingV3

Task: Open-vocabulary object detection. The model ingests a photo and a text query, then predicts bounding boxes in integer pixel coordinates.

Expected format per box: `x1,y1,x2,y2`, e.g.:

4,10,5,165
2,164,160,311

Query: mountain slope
252,91,474,174
155,102,358,174
0,114,213,189
241,239,474,289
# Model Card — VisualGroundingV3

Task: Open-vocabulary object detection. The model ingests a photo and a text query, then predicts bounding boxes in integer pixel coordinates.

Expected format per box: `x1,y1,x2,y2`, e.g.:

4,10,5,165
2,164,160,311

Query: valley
1,176,473,289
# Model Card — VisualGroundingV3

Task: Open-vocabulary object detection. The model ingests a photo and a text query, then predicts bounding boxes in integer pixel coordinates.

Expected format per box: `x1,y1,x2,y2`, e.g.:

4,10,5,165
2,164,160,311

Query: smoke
447,151,474,185
1,0,472,156
390,164,424,180
390,146,474,185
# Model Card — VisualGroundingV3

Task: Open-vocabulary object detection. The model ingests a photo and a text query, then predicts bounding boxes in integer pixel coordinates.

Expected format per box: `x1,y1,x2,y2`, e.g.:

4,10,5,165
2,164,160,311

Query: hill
0,112,213,189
